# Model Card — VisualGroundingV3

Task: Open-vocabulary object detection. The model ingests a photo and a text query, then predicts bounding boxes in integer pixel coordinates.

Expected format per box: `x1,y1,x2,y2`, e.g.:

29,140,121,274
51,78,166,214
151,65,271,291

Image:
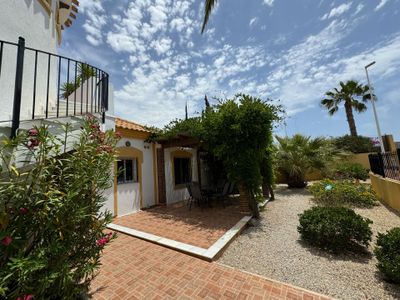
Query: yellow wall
370,172,400,212
344,153,371,169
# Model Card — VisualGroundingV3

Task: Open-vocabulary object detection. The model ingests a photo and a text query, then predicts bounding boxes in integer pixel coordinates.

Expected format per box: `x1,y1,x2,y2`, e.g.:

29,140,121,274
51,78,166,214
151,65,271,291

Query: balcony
0,37,109,138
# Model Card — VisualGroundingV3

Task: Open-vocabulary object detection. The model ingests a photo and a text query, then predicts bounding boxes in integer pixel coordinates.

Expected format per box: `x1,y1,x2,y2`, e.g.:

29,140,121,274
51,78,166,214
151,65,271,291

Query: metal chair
191,182,209,209
186,183,196,210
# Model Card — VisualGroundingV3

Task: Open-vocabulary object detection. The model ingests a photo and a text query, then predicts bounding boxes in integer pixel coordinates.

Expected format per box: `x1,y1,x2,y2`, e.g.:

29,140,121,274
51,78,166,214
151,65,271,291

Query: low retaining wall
370,172,400,212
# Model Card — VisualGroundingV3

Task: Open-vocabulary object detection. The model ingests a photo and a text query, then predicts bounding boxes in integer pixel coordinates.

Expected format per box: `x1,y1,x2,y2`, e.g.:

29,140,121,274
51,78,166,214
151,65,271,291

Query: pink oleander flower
19,207,28,214
27,139,40,150
1,236,12,246
90,124,100,131
97,145,113,154
28,128,39,136
17,294,34,300
115,131,122,139
96,238,108,247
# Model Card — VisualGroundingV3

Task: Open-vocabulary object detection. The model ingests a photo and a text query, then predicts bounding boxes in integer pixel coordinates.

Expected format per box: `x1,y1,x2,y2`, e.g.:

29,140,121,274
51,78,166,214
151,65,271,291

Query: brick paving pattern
90,233,331,300
113,200,247,248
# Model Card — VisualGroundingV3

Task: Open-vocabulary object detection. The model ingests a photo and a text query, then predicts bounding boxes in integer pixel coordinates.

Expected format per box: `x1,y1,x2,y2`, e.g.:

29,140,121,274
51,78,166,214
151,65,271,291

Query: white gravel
218,185,400,300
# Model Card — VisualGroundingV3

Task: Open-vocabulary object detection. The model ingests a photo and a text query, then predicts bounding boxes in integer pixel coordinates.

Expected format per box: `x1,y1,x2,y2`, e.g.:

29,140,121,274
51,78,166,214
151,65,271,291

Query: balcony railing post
101,74,108,124
378,152,385,178
11,37,25,138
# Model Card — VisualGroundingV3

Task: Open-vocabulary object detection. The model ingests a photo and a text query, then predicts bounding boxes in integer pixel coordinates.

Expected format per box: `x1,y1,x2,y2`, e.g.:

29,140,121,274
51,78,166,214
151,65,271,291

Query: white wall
164,147,198,205
0,0,58,123
103,135,156,217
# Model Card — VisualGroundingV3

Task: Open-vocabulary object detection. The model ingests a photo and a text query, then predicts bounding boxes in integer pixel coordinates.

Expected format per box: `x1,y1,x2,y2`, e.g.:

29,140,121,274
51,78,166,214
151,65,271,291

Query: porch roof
155,132,200,148
115,117,151,133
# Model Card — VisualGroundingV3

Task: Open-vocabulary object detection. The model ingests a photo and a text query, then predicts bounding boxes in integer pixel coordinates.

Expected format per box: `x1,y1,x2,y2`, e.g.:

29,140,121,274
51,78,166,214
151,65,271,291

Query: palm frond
352,101,367,113
201,0,217,34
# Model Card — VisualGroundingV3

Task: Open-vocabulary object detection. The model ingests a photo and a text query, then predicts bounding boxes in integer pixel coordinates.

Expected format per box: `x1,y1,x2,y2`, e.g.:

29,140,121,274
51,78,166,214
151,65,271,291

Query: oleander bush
332,162,369,181
298,206,373,252
0,116,119,299
334,135,376,154
309,179,379,208
375,228,400,283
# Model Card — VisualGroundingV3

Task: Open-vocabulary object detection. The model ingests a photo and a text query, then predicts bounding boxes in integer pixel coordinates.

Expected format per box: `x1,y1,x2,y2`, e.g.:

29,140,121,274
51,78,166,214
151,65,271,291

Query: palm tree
60,77,81,99
202,0,217,33
275,134,337,188
78,63,96,82
321,80,372,137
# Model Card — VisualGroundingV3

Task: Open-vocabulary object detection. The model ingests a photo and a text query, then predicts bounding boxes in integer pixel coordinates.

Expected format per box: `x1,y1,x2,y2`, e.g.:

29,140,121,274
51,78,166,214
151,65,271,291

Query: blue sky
60,0,400,139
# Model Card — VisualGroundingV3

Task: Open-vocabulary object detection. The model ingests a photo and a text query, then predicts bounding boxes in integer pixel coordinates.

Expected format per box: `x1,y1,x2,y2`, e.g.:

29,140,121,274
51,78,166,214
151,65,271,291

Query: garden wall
276,153,372,184
370,172,400,212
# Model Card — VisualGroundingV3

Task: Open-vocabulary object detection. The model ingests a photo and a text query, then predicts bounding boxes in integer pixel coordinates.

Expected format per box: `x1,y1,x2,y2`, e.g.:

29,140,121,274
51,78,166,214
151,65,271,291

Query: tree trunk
287,173,307,188
262,182,270,198
345,100,358,137
238,182,259,218
262,182,275,201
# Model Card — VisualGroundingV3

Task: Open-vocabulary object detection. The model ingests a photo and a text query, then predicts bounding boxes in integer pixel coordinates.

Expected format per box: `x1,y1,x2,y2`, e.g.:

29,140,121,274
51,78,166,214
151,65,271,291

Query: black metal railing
0,37,109,138
369,150,400,181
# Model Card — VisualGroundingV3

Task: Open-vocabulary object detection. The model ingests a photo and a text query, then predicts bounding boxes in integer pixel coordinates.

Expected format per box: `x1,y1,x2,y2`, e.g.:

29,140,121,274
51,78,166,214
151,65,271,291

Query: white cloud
263,0,274,7
79,0,107,46
375,0,390,11
249,17,258,27
321,2,352,20
354,3,364,15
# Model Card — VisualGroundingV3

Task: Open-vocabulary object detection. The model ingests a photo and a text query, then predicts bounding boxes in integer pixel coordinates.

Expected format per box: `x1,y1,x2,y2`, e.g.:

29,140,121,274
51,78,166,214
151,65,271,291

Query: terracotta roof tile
115,118,150,133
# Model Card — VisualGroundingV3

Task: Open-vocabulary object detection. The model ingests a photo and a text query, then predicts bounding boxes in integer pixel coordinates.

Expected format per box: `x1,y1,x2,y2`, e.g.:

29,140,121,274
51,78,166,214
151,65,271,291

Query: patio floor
90,233,331,300
112,199,248,249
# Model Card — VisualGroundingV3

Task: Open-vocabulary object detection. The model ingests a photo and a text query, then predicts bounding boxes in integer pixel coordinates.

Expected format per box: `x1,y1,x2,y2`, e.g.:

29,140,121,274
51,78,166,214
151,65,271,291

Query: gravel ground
218,185,400,300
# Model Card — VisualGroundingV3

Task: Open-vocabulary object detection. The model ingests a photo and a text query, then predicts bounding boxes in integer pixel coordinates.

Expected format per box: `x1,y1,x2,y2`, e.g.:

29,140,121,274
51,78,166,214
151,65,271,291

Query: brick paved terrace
90,233,331,300
112,199,248,248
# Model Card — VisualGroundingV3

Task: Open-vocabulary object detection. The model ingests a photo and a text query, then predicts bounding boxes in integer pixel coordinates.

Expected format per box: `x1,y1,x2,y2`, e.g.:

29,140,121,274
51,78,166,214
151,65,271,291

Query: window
174,157,191,186
117,159,138,184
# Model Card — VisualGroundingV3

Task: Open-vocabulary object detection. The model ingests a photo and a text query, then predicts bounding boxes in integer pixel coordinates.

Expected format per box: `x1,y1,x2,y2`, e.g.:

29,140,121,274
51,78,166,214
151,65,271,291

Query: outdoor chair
190,182,209,209
210,181,231,208
215,179,226,193
186,183,196,210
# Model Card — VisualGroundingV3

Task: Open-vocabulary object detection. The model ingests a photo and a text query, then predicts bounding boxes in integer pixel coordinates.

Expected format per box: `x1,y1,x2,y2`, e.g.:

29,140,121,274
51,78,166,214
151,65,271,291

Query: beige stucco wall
344,153,372,169
164,147,198,205
370,172,400,212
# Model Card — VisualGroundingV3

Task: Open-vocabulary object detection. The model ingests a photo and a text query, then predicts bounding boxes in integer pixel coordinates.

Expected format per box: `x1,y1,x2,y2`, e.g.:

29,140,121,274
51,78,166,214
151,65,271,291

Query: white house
104,118,200,217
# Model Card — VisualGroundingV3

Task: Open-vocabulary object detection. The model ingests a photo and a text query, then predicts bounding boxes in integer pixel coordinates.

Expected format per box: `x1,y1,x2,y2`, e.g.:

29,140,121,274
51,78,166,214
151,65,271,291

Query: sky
60,0,400,140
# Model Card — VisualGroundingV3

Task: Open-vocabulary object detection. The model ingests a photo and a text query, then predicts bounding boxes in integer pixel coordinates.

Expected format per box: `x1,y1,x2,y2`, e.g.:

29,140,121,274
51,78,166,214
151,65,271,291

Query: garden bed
218,185,400,300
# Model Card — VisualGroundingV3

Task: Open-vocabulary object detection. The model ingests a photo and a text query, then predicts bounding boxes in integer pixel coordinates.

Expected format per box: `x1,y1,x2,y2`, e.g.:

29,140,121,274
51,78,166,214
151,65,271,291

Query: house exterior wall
0,0,58,123
164,147,198,205
104,132,156,217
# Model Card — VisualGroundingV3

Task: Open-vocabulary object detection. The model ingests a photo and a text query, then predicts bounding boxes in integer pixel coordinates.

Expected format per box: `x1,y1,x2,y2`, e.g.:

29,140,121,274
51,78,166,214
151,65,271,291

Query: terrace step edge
107,215,252,261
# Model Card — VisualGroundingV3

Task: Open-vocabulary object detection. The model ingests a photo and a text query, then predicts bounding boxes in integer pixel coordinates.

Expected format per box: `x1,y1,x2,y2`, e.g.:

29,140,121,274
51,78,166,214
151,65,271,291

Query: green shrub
334,135,376,154
375,228,400,283
333,162,369,181
309,179,379,208
0,116,119,299
298,206,373,252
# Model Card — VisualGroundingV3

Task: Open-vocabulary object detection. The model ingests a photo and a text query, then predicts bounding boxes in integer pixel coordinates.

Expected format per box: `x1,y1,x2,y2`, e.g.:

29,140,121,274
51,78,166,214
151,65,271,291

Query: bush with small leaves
333,162,369,181
309,179,379,208
298,206,373,253
375,228,400,283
